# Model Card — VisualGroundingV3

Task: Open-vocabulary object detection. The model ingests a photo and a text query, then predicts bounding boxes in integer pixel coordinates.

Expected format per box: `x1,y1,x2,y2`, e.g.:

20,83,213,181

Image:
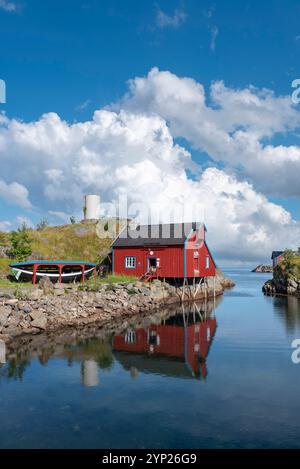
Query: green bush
36,219,49,231
275,249,300,280
10,224,32,261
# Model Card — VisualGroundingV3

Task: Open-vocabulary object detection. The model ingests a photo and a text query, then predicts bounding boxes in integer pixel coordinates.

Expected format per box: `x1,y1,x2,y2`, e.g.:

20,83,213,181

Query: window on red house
125,256,136,268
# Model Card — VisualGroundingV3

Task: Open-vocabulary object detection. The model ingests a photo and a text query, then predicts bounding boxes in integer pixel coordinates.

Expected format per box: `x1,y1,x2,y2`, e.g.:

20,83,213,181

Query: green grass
0,219,136,288
293,256,300,267
0,232,10,247
79,274,138,291
99,274,138,284
0,258,12,274
0,279,33,289
0,255,137,289
289,256,300,277
0,259,32,288
0,259,15,287
0,221,113,263
275,252,300,280
29,222,111,261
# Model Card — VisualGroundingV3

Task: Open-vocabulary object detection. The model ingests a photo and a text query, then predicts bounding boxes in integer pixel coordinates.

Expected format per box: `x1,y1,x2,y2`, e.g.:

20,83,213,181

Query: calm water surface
1,269,300,449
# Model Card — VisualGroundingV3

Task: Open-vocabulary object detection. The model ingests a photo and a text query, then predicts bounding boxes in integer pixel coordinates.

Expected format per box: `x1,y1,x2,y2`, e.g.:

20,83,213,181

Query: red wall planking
113,225,216,278
113,245,184,278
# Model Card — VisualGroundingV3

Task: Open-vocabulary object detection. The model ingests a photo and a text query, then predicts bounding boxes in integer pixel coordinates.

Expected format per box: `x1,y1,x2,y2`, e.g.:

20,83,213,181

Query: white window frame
125,256,136,269
125,331,137,343
205,256,210,269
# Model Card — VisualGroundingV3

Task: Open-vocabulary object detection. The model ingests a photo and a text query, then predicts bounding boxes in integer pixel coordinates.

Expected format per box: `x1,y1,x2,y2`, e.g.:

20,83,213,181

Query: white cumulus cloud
122,68,300,197
0,179,31,208
0,69,300,263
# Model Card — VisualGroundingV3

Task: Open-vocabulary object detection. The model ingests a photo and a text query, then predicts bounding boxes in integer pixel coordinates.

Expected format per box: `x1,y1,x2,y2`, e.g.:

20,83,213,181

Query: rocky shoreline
0,273,235,345
263,276,300,297
3,296,222,360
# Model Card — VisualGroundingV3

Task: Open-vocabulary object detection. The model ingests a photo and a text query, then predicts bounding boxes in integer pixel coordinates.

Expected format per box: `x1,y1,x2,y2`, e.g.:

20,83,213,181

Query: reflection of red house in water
113,315,217,380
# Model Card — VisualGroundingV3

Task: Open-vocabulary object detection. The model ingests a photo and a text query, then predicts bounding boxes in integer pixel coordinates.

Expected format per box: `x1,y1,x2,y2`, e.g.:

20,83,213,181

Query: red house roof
112,222,206,247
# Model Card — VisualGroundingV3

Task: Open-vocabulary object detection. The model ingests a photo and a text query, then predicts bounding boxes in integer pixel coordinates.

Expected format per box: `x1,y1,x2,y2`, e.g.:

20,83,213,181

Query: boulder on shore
39,276,54,295
263,274,300,297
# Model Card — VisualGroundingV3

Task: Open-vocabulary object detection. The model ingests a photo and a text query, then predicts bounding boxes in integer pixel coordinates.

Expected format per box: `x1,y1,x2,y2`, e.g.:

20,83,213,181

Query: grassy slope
0,258,14,284
291,256,300,276
0,221,114,286
274,254,300,280
285,255,300,270
29,222,111,261
0,232,10,247
293,256,300,266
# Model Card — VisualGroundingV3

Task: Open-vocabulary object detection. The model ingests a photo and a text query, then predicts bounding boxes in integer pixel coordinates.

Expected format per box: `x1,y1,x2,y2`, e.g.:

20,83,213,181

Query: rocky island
263,251,300,297
252,264,273,273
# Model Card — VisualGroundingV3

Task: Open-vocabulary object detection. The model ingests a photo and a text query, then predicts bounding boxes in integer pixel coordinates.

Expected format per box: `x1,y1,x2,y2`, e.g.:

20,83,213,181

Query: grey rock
0,246,11,258
5,299,18,306
31,316,47,330
29,289,44,301
4,326,21,336
152,279,162,286
54,289,65,296
79,310,89,318
39,276,54,295
20,303,32,314
140,287,152,296
262,279,277,294
19,320,30,329
0,306,12,326
30,310,44,321
288,278,298,290
0,292,14,299
95,293,104,301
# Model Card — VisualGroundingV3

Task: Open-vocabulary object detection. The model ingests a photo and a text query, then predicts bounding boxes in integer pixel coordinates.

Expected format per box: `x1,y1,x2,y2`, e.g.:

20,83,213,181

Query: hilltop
0,221,112,262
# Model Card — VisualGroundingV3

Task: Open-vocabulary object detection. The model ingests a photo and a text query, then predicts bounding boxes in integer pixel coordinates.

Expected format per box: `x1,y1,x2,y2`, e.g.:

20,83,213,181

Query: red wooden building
112,222,216,280
271,251,284,269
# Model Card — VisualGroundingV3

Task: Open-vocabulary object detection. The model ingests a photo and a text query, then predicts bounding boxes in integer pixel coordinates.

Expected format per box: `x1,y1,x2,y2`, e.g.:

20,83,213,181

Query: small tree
283,249,297,277
70,216,76,225
36,218,49,231
10,224,32,261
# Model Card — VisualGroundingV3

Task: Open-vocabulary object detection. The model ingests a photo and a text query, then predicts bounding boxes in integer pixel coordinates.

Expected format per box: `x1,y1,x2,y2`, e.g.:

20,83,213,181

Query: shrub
36,219,49,231
10,224,32,261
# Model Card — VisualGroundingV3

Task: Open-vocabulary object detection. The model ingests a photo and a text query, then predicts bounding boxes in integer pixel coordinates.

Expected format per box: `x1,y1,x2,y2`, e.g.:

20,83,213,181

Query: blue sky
2,0,300,122
1,0,300,263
